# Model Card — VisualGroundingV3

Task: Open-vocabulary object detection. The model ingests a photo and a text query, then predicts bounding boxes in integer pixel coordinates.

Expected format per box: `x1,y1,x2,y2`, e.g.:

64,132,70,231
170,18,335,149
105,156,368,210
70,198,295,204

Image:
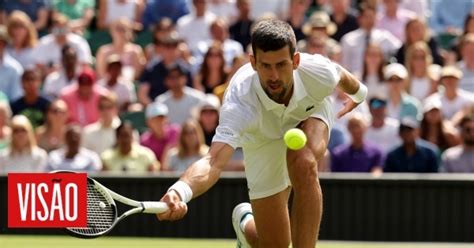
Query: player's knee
287,153,318,189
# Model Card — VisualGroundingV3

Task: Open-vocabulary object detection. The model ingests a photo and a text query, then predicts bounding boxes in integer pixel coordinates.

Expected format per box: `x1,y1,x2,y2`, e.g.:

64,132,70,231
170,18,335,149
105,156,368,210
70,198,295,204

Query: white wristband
168,181,193,203
347,83,368,103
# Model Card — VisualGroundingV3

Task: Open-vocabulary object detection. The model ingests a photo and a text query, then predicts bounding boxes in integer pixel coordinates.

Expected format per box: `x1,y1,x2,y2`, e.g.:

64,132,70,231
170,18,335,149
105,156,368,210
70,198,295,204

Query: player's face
250,46,300,104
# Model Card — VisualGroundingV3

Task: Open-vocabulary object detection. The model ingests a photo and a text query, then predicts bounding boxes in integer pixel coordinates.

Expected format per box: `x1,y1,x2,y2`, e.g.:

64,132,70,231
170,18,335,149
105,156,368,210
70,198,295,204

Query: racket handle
142,201,169,214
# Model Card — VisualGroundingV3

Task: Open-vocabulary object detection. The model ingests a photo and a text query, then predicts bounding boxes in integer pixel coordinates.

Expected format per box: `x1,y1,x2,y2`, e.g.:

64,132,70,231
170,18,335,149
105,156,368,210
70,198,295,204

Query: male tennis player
158,19,367,248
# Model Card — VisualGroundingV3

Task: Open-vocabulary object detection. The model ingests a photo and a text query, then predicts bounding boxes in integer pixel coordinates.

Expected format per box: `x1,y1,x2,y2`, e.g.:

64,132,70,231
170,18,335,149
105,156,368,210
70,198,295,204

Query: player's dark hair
251,19,296,59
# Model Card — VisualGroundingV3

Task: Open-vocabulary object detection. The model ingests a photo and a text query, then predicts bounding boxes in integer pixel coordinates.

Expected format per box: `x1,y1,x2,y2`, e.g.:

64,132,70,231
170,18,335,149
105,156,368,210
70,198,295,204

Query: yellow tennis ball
284,128,307,150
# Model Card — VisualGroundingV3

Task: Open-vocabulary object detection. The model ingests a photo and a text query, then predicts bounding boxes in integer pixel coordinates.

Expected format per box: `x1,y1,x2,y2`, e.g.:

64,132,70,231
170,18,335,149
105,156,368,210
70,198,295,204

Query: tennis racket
65,176,169,238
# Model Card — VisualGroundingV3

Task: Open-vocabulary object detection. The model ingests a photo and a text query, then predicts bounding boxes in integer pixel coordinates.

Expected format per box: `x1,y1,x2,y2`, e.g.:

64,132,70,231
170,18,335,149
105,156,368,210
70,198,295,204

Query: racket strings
67,182,116,236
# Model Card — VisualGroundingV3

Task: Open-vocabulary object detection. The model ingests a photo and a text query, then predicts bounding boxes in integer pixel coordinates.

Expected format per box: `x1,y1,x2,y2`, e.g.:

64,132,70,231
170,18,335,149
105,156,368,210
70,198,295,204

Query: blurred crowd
0,0,472,174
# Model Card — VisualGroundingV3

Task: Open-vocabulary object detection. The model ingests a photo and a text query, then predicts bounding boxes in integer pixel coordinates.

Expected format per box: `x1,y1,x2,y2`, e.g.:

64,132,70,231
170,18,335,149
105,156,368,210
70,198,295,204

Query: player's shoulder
224,63,256,101
297,53,341,89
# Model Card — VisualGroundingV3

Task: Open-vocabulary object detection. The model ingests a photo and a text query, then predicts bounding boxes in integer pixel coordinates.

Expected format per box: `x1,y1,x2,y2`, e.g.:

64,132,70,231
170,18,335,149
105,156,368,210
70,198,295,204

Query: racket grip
142,201,169,214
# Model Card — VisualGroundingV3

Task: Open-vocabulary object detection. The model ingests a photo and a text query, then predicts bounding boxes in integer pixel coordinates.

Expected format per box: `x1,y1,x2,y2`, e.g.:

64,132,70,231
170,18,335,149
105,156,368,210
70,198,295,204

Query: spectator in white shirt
457,34,474,93
33,13,92,74
376,0,416,42
42,45,79,99
341,3,401,75
207,0,238,25
177,0,216,51
404,41,438,101
47,125,102,172
425,66,474,120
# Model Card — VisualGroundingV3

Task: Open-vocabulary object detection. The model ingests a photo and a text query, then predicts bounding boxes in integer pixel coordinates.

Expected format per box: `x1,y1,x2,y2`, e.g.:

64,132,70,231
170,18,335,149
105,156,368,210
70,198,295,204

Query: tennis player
158,19,367,248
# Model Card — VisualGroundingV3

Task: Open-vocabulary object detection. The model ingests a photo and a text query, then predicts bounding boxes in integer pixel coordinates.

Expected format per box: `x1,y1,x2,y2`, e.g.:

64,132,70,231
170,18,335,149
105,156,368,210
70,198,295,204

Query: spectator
82,93,121,155
457,33,474,93
395,18,443,66
165,119,208,172
420,98,460,152
429,0,473,35
359,43,387,98
376,0,416,42
156,64,206,125
97,0,145,31
250,0,289,21
0,0,48,31
0,102,11,152
10,69,50,128
365,96,401,155
101,121,159,172
298,11,339,56
384,117,439,173
96,18,146,81
207,0,238,24
384,63,421,121
97,54,136,111
52,0,95,34
60,68,109,126
140,102,180,165
6,10,37,69
340,3,400,76
229,0,253,49
196,18,243,69
42,45,80,99
36,99,68,152
425,66,474,120
0,115,47,172
329,0,359,42
47,125,102,172
194,42,228,93
145,18,175,62
177,0,216,51
287,0,311,42
448,12,474,62
0,25,23,101
138,33,192,105
442,115,474,172
142,0,190,30
331,113,383,173
196,94,220,146
33,14,92,72
404,41,438,101
400,0,429,20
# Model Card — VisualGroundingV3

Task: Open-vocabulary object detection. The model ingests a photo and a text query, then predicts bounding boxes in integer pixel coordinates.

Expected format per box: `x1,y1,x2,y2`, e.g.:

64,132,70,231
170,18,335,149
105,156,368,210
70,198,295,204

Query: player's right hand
156,190,188,221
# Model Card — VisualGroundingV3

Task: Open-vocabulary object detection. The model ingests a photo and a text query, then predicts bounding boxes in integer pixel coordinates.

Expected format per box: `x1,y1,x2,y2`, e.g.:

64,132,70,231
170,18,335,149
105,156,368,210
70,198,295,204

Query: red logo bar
7,173,87,228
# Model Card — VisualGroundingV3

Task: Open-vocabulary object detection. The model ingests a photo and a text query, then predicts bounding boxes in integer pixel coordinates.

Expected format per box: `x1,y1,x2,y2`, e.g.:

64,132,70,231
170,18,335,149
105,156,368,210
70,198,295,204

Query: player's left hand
337,99,359,118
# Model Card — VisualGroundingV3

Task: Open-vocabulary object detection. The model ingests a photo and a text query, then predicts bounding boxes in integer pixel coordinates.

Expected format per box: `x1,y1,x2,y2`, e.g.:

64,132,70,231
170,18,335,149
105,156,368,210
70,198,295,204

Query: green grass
0,235,473,248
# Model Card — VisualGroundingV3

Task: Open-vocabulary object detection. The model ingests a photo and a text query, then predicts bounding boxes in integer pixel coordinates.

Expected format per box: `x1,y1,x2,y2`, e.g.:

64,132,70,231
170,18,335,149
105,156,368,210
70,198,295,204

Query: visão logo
7,173,87,228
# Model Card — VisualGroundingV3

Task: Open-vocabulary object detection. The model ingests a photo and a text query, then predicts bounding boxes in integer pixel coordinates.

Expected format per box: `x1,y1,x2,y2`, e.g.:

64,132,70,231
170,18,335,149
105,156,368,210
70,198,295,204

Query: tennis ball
284,128,307,150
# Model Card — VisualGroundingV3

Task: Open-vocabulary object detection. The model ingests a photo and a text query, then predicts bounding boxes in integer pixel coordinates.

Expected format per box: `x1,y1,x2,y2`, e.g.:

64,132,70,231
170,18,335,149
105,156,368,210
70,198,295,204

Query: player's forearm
181,155,223,198
338,66,361,95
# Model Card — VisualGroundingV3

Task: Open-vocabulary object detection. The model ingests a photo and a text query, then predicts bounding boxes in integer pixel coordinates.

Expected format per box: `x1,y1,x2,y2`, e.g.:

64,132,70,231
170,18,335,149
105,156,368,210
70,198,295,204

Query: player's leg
287,117,329,247
232,188,291,248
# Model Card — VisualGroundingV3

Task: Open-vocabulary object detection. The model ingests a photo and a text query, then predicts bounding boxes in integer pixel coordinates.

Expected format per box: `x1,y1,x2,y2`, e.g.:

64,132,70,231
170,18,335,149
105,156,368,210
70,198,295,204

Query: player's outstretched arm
336,66,368,118
157,142,234,221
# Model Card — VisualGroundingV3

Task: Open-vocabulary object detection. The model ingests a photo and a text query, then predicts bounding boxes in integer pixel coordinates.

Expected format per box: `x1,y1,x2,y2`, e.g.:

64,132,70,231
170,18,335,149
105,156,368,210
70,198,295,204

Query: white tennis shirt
213,53,341,149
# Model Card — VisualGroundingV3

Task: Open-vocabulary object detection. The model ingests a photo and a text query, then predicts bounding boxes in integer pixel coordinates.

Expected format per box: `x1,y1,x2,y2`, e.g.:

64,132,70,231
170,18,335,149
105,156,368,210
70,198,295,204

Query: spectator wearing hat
457,33,474,93
101,121,159,172
331,113,383,173
60,68,109,127
10,69,50,128
42,45,80,99
340,4,400,76
196,94,221,146
97,54,136,111
138,33,192,106
376,0,416,42
298,11,339,56
140,102,180,166
442,115,474,172
82,92,122,155
329,0,359,42
229,0,254,49
46,125,102,172
0,25,23,101
425,66,474,120
384,117,440,173
32,14,92,73
419,98,460,152
384,63,421,121
156,65,206,125
365,96,401,155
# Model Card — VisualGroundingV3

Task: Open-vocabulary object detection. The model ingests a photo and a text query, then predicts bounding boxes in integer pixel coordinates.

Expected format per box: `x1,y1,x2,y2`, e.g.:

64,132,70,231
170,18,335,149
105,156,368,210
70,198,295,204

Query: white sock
239,213,253,233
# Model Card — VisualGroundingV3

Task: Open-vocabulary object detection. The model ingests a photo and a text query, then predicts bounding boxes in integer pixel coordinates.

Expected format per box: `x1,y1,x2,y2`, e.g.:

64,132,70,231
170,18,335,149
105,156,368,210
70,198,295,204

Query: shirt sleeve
297,53,341,100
